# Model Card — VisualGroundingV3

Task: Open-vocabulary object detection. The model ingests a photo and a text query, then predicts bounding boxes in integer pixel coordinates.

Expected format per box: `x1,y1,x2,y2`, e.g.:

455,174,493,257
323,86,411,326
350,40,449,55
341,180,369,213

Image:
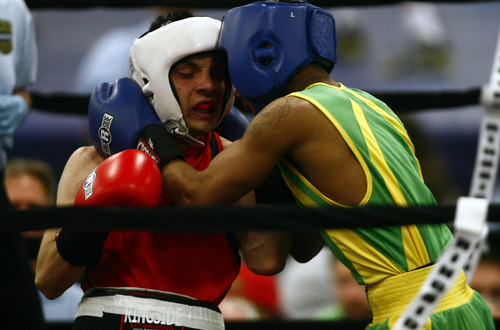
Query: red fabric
83,133,240,305
228,262,280,317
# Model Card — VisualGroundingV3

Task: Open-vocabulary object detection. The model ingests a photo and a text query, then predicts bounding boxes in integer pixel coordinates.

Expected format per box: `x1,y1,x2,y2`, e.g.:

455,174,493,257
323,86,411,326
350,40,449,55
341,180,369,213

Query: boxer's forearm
35,229,85,300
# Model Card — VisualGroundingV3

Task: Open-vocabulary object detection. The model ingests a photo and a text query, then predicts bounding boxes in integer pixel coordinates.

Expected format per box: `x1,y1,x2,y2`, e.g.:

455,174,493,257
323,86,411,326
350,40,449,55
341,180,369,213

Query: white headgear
129,17,234,145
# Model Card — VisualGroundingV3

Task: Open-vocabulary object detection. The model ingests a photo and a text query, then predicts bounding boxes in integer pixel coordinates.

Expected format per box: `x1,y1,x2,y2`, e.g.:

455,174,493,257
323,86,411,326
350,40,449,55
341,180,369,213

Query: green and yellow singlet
278,83,491,329
280,82,452,284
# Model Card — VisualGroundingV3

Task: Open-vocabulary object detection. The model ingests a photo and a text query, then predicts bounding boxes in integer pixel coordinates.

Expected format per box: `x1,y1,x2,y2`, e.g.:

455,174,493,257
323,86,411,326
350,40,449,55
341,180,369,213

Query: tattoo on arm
246,98,291,137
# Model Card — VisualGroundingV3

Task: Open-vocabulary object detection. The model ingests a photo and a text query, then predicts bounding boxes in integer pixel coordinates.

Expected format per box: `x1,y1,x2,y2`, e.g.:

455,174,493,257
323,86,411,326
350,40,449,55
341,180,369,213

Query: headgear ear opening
219,1,337,112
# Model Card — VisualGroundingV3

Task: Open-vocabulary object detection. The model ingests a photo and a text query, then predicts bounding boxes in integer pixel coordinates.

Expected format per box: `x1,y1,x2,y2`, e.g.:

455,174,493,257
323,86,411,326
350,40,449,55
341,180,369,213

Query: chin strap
164,118,204,146
393,24,500,330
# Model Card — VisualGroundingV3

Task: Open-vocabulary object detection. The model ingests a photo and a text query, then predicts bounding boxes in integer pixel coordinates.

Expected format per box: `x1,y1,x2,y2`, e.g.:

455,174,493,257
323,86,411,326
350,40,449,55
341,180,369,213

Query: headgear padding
219,1,337,111
130,17,233,144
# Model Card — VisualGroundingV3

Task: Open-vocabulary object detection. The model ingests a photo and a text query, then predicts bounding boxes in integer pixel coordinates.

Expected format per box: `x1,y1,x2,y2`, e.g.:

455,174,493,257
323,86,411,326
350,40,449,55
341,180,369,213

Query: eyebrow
173,59,226,72
173,59,198,69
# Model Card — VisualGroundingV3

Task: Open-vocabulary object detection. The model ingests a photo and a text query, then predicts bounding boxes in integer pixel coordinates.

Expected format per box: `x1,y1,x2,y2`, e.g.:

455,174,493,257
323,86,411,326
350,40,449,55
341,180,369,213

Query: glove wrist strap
55,227,109,267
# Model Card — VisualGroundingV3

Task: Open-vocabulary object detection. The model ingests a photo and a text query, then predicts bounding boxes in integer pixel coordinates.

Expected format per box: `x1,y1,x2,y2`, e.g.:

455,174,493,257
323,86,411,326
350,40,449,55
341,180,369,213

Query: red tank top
83,132,241,304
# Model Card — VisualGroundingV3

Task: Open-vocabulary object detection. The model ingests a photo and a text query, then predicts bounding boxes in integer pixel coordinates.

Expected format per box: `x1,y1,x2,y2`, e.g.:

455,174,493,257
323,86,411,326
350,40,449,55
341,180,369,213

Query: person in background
4,157,56,209
219,261,281,320
0,0,44,327
470,229,500,319
316,256,371,322
4,157,83,323
5,157,56,260
278,247,336,319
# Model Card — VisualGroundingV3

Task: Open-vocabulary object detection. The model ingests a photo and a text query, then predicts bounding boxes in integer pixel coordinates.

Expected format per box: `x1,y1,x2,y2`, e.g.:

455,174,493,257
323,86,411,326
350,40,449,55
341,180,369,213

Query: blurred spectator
331,2,452,77
278,247,336,319
5,157,55,265
385,2,452,78
4,157,83,323
4,158,56,206
220,296,263,321
316,256,370,322
220,261,281,320
5,157,55,266
470,230,500,319
0,0,45,327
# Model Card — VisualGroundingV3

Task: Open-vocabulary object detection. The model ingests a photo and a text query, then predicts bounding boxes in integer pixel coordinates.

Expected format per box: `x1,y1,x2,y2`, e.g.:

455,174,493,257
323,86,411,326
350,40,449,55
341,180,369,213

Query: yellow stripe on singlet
346,92,430,271
344,87,424,180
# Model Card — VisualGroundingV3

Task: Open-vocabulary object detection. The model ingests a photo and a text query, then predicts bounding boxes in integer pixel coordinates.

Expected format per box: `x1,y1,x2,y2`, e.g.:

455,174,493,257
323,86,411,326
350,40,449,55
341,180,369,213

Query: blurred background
8,1,500,325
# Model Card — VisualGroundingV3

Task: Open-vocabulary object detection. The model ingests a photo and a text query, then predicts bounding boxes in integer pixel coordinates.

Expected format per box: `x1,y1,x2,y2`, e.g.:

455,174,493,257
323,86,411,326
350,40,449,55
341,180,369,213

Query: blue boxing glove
0,94,29,137
88,77,184,169
88,77,162,156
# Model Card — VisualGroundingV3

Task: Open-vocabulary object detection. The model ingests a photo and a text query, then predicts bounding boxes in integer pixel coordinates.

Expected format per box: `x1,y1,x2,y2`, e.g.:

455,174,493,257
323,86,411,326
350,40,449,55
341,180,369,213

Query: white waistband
76,293,225,330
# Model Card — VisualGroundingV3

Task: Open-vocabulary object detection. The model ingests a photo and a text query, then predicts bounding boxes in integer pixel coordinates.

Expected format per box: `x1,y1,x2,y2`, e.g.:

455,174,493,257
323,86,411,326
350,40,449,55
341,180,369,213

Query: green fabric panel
284,84,452,282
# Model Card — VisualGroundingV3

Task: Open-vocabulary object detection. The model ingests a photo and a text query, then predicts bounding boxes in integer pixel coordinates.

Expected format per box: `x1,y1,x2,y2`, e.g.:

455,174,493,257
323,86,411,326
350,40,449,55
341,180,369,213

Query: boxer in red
35,11,292,330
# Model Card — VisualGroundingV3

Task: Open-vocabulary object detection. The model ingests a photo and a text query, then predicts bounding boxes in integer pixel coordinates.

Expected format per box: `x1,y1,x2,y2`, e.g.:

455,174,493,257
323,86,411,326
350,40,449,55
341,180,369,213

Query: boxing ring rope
29,87,482,117
0,204,470,232
7,1,500,329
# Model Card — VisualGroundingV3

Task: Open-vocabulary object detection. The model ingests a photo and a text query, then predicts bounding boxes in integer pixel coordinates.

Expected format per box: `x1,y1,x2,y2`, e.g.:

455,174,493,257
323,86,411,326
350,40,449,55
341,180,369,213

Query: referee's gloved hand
0,94,29,137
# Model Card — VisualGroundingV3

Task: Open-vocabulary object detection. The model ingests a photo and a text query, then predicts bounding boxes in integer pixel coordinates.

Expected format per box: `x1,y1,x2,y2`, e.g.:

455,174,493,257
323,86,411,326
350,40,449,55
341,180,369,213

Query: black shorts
73,287,225,330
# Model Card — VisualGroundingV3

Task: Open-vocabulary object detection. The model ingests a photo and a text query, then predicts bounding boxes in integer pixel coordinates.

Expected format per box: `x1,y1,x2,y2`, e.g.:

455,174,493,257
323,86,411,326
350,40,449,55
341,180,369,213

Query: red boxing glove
75,149,163,207
56,149,162,266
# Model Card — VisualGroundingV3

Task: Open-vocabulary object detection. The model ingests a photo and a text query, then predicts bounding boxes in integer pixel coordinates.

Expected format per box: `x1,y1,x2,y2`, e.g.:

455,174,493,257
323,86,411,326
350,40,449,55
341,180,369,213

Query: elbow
35,272,66,300
35,278,61,300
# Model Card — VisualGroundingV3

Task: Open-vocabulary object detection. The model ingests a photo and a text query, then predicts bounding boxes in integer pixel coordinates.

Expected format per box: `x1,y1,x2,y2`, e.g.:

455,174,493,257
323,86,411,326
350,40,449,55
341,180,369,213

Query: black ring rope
31,87,482,117
2,203,500,233
25,0,499,9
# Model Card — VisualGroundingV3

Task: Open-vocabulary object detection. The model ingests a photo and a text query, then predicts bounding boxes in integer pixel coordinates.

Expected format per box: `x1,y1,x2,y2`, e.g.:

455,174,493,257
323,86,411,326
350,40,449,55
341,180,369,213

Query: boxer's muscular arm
220,136,293,275
36,146,103,300
164,99,299,274
165,97,327,271
163,97,298,205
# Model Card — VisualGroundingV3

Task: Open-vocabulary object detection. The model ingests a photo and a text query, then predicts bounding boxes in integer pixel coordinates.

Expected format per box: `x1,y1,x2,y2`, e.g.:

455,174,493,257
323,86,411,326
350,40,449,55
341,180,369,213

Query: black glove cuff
137,124,185,169
55,228,109,267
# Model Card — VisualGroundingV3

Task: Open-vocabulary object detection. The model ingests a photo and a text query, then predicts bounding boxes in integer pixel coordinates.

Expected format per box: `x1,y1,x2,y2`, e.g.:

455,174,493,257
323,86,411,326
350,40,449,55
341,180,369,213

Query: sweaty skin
163,65,366,208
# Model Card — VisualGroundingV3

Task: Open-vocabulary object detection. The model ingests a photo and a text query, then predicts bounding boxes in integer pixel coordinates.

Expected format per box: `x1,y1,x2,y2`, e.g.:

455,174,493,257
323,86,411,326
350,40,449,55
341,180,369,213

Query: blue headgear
219,0,337,111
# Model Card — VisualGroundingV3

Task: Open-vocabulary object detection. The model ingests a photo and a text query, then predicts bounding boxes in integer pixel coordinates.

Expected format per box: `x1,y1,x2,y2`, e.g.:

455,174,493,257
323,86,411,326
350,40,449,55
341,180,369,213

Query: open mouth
194,103,214,112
